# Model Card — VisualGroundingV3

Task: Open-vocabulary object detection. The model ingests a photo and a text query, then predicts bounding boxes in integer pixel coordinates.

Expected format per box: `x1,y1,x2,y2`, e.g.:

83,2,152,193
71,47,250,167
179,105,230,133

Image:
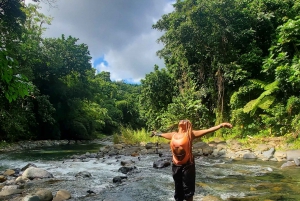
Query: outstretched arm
151,131,176,140
192,123,232,139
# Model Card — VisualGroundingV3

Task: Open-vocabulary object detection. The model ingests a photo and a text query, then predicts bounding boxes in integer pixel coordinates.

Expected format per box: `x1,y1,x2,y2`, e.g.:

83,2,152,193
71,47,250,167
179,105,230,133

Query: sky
28,0,175,83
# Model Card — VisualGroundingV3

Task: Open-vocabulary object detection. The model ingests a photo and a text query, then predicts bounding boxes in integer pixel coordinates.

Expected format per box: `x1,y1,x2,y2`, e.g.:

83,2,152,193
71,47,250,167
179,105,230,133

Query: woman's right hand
150,131,156,137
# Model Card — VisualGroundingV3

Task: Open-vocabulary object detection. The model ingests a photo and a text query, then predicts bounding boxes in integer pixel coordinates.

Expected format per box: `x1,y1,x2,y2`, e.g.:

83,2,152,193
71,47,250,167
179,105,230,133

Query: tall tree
0,0,30,102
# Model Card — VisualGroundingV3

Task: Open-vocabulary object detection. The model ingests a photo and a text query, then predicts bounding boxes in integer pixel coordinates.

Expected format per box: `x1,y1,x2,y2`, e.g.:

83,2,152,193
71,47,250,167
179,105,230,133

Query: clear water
1,143,102,161
1,144,300,201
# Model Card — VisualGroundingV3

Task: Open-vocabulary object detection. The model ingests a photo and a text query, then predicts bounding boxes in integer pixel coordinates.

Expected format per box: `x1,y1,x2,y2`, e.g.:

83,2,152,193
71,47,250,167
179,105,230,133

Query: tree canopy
1,0,300,142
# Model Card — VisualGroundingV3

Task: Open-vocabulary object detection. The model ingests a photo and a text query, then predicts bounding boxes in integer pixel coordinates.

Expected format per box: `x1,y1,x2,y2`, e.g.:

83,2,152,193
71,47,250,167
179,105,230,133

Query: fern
249,79,268,88
258,96,276,110
243,80,279,116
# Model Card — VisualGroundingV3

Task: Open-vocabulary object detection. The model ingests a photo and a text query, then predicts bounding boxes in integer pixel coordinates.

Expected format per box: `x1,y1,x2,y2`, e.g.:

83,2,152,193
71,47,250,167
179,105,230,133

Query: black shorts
172,162,195,201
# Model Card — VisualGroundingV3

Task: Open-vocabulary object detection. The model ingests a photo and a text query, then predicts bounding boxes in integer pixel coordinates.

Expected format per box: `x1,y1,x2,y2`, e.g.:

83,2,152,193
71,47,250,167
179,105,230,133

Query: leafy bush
114,126,168,145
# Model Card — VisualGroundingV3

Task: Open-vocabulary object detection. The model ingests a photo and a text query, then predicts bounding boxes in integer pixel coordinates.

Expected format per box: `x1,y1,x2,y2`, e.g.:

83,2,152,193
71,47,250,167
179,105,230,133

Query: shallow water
1,144,300,201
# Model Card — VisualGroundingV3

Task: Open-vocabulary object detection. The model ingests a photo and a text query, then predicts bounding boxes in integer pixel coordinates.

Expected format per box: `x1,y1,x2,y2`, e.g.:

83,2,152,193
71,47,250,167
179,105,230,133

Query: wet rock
145,142,156,149
99,146,110,154
202,145,214,155
193,141,207,149
118,166,136,174
194,142,214,156
273,150,287,161
262,147,275,160
120,160,135,166
70,154,80,159
22,167,54,180
113,144,123,150
23,194,40,201
286,150,300,165
53,189,71,201
281,161,296,168
4,169,15,176
78,154,87,160
0,188,23,196
243,153,257,159
5,178,18,185
112,176,127,183
75,171,92,178
21,163,37,171
84,152,91,157
81,158,90,162
89,153,97,158
107,149,119,156
212,149,220,157
0,175,7,183
235,150,251,158
86,190,95,194
193,149,203,157
2,185,20,190
12,168,22,177
153,158,171,169
146,148,158,154
120,147,141,156
35,189,53,201
266,167,273,172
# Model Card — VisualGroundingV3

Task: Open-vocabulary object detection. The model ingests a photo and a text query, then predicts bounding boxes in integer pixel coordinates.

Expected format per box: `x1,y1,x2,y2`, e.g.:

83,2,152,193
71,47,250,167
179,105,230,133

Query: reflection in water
0,145,300,201
1,143,102,161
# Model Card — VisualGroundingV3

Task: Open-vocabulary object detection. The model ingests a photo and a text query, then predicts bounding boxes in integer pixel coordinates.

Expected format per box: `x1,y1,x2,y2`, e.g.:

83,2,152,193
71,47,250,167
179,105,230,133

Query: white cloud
28,0,175,83
97,30,165,83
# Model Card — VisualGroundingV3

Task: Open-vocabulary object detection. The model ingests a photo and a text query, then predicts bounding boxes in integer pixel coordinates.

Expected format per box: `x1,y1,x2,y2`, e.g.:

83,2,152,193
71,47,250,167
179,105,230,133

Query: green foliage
139,65,177,130
2,0,300,144
157,86,211,131
114,126,168,145
291,114,300,136
0,140,9,149
286,96,300,115
243,80,279,116
0,51,31,102
0,0,32,102
288,138,300,149
228,0,300,138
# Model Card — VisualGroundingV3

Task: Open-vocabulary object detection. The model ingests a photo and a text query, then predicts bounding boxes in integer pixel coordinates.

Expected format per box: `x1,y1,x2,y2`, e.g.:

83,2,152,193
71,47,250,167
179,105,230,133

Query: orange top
170,132,192,165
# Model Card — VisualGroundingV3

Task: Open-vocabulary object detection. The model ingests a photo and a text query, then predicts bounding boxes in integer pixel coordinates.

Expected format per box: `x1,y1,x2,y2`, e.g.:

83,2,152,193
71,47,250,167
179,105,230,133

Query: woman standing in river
151,119,232,201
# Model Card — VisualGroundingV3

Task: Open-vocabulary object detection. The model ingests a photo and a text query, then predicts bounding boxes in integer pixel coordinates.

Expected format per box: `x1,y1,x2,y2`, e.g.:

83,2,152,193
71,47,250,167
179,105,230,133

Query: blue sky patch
93,56,108,67
122,78,141,85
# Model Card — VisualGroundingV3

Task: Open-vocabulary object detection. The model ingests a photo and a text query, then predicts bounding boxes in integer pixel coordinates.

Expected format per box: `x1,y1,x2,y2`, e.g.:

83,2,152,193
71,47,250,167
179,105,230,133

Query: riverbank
1,136,300,201
1,136,299,167
0,138,110,153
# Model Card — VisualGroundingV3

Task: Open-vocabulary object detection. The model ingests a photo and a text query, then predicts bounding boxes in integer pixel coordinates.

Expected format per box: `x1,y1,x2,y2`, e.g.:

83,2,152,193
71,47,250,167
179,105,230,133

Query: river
0,142,300,201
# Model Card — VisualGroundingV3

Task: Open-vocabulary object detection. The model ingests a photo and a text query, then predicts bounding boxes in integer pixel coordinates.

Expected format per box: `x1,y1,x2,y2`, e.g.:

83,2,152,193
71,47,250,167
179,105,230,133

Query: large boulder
22,167,53,180
262,147,275,160
286,150,300,166
273,150,287,161
0,188,23,197
53,189,71,201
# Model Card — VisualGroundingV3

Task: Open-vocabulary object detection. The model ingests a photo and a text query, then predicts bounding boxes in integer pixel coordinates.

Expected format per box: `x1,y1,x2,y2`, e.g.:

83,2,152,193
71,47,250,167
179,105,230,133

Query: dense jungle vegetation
1,0,300,146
